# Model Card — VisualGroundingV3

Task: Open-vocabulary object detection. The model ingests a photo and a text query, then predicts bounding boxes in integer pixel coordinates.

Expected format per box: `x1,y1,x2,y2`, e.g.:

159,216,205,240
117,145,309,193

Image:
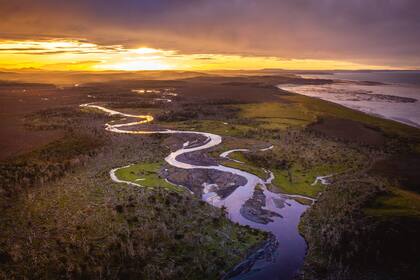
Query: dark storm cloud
0,0,419,67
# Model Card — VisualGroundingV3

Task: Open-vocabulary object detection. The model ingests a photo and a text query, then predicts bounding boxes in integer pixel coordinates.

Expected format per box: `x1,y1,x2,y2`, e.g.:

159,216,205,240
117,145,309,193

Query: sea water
280,71,420,128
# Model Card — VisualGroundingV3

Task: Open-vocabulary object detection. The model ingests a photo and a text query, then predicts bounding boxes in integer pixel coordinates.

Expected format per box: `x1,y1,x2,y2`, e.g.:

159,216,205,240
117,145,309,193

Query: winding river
81,103,321,280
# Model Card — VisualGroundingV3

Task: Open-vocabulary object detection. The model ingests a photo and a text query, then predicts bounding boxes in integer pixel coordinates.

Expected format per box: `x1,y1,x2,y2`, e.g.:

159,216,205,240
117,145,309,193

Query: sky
0,0,419,71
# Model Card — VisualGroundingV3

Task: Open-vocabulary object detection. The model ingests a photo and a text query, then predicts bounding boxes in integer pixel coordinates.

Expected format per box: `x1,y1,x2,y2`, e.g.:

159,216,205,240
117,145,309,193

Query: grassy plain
114,162,181,191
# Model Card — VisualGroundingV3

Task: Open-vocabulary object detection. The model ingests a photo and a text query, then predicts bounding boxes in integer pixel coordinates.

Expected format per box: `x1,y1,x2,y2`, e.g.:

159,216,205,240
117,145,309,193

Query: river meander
81,103,324,280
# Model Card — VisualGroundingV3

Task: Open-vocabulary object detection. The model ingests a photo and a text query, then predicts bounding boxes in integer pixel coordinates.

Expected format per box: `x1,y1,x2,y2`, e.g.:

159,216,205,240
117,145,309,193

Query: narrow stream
81,103,322,280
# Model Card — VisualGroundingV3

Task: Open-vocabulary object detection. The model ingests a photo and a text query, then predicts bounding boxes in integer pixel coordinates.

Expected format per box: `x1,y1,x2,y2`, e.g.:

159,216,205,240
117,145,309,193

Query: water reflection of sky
229,196,308,280
280,83,420,128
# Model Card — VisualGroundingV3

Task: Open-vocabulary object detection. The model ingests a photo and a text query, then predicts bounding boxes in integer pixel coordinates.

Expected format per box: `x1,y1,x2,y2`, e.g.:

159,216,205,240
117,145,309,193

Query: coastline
278,82,420,129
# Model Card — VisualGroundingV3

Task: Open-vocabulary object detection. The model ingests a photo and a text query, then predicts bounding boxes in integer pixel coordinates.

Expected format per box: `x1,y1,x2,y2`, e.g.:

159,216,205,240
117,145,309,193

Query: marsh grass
238,102,316,129
114,162,182,191
365,187,420,218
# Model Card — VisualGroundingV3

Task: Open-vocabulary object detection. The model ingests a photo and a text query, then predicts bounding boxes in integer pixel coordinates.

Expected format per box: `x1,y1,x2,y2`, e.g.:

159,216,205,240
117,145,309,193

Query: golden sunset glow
1,2,419,279
0,39,395,71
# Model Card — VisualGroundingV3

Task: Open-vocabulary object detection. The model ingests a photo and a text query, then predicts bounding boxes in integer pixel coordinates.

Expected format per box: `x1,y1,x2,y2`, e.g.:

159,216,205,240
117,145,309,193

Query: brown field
370,153,420,193
0,83,92,160
308,117,386,146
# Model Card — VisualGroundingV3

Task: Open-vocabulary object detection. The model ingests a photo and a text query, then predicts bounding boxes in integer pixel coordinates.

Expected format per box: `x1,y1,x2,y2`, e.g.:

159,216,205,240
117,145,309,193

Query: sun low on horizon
1,1,420,280
1,1,419,72
0,39,405,72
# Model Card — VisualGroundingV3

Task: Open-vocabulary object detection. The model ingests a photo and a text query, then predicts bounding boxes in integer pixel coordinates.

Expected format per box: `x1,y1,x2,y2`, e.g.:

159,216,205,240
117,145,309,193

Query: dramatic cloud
0,0,419,68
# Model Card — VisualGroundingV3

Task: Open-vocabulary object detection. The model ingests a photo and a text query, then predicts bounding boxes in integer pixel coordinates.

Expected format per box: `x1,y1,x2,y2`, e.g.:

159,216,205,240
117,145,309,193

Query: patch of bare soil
308,117,386,146
240,187,281,224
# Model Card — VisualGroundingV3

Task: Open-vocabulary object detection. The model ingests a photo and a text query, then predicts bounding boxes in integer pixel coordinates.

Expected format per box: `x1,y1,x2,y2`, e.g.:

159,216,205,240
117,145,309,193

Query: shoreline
278,83,420,129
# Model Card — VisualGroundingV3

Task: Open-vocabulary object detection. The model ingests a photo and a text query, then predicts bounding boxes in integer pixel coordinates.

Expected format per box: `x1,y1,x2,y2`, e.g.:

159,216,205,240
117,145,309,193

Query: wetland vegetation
0,73,419,279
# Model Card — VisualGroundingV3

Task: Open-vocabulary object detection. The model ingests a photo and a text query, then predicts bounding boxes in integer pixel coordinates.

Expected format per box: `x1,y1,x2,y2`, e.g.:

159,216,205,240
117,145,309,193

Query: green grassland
163,119,254,138
223,160,268,180
247,93,419,278
114,162,181,191
222,152,328,198
235,94,420,139
285,94,420,138
365,187,420,218
222,150,345,198
272,165,328,198
238,102,316,129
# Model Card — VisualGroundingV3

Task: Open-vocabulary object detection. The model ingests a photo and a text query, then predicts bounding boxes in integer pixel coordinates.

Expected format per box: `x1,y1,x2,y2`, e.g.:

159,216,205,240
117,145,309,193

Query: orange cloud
0,39,400,71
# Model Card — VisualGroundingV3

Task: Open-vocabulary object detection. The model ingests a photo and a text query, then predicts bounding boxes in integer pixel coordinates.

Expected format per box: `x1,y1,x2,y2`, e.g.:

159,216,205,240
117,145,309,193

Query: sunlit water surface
81,103,319,280
280,71,420,128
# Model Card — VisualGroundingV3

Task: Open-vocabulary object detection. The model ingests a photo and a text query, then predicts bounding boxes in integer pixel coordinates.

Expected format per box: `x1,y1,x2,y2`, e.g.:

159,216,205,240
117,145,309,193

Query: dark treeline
157,103,240,122
0,133,104,199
